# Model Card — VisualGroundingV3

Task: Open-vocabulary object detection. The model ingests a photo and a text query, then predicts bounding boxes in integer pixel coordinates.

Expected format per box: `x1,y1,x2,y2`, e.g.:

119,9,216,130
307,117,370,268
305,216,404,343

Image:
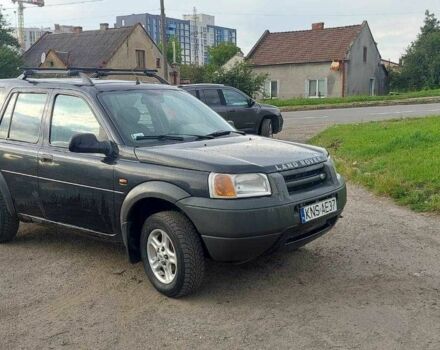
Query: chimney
312,22,324,30
73,26,83,34
100,23,109,31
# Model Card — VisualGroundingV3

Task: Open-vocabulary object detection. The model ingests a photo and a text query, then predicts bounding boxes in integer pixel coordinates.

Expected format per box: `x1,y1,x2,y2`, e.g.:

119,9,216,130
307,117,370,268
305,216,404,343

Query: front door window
50,95,105,147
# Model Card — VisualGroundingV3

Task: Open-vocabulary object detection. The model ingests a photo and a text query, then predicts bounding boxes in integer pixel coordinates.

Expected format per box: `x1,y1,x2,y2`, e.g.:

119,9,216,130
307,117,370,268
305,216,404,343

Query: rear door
199,88,230,120
37,91,117,235
0,90,49,217
221,88,258,133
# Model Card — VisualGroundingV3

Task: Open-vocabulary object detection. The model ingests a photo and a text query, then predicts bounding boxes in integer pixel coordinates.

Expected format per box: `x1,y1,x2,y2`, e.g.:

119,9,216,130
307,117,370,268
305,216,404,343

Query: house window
265,80,279,98
135,50,146,69
307,79,327,98
363,46,367,63
270,81,278,98
369,78,375,96
156,58,161,68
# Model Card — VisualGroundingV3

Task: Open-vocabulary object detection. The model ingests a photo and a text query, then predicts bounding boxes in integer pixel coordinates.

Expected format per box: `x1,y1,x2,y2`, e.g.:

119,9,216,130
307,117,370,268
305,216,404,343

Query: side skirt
18,214,119,241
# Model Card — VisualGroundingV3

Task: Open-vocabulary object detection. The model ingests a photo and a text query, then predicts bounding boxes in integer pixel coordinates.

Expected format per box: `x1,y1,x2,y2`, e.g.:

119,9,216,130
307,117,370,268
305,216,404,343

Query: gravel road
1,184,439,350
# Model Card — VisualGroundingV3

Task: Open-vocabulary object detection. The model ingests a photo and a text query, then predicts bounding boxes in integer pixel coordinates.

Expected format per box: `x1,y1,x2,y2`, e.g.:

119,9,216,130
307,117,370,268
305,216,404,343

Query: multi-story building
15,27,51,51
115,13,237,65
115,13,191,64
182,13,236,65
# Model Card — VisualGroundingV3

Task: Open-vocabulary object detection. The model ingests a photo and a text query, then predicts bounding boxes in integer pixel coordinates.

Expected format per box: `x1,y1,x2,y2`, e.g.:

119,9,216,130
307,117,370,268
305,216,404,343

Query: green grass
310,116,440,213
260,89,440,108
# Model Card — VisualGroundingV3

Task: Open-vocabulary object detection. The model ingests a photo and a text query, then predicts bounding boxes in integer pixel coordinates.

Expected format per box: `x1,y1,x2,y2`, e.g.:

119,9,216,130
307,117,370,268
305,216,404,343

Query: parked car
0,69,346,297
180,84,283,137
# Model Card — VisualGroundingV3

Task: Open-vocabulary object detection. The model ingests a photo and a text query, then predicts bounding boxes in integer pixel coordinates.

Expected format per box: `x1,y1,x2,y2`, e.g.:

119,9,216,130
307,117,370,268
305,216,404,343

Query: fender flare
0,172,17,217
120,181,190,250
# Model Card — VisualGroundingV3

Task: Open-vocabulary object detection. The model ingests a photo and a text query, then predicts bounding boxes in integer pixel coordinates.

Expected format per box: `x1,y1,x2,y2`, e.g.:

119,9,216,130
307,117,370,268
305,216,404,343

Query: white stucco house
247,21,388,99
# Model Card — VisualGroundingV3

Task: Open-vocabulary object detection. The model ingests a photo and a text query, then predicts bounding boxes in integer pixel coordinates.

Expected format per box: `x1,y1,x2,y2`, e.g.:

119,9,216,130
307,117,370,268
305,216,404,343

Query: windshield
99,89,235,145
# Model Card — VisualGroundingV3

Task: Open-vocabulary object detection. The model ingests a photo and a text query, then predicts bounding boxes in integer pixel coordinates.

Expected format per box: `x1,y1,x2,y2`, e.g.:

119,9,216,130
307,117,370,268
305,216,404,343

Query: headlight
208,173,271,199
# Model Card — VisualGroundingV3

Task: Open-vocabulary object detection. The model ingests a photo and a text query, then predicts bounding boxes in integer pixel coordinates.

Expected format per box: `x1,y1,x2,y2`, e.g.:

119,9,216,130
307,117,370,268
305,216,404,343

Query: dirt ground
1,183,439,350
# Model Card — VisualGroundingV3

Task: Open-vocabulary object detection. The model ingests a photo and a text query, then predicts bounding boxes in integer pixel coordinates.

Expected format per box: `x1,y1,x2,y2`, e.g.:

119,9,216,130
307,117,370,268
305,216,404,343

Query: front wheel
140,211,205,298
260,118,274,137
0,195,19,243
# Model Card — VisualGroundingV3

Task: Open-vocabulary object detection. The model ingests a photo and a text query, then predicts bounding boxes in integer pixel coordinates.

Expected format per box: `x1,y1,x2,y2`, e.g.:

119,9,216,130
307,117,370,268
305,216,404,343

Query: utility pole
160,0,168,81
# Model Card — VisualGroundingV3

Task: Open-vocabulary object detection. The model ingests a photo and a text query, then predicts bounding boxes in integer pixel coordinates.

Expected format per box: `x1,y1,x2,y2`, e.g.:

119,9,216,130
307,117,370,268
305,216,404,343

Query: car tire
260,118,273,137
140,211,205,298
0,195,19,243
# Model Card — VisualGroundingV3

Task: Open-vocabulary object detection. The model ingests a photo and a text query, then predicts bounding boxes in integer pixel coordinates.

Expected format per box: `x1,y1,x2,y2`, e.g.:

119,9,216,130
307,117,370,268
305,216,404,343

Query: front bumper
179,176,346,262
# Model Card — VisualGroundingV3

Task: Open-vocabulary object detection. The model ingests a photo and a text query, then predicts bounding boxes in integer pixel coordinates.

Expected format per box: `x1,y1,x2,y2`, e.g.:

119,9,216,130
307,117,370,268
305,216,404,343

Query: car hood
134,136,327,173
258,103,280,112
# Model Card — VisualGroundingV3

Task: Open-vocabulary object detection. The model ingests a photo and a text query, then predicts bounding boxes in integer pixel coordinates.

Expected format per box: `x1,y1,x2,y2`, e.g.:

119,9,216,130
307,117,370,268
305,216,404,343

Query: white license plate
300,197,337,223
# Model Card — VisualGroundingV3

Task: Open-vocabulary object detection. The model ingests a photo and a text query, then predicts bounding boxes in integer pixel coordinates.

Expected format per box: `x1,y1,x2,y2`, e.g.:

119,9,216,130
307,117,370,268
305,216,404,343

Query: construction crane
11,0,45,51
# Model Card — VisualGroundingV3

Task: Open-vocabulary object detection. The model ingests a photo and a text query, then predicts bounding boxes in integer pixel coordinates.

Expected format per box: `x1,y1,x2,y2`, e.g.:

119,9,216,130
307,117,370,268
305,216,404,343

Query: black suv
0,69,346,297
180,84,283,137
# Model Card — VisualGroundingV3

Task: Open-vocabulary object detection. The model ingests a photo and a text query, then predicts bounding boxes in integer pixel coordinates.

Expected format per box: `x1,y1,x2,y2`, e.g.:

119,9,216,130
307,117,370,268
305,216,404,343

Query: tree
159,36,182,64
180,64,210,83
0,10,21,78
211,62,268,97
208,42,240,67
391,10,440,90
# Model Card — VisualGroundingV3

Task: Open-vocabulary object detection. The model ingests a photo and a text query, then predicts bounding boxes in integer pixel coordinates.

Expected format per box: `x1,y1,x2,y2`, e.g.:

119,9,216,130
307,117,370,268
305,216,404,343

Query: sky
0,0,438,62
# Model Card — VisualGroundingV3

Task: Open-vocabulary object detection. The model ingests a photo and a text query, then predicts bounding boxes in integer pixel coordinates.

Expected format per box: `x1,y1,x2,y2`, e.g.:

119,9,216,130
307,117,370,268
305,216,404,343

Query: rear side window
9,93,47,143
186,90,198,98
0,93,17,139
201,89,222,106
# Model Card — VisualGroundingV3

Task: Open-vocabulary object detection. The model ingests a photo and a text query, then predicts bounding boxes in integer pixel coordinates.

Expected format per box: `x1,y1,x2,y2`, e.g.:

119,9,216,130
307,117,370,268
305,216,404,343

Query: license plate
300,197,337,223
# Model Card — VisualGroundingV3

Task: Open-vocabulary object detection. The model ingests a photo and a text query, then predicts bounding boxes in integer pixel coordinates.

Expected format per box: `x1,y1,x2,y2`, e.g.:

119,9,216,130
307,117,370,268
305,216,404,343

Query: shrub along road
0,115,439,349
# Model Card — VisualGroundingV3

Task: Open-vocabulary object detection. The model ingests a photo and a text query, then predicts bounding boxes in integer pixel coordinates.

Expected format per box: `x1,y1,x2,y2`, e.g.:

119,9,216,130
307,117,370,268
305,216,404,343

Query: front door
221,88,257,133
38,92,116,234
0,91,49,217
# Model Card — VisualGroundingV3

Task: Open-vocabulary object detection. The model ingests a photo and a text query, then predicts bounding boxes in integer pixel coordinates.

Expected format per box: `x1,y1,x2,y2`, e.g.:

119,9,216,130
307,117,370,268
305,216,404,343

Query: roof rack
18,67,169,86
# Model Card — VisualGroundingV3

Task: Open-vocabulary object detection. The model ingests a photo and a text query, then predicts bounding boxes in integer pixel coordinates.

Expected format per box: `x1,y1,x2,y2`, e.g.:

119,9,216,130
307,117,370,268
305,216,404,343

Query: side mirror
227,120,235,127
248,98,255,107
69,133,115,157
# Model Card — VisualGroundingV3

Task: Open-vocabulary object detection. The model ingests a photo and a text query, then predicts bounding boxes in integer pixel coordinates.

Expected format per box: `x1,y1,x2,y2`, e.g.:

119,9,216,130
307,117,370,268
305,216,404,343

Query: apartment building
115,13,237,65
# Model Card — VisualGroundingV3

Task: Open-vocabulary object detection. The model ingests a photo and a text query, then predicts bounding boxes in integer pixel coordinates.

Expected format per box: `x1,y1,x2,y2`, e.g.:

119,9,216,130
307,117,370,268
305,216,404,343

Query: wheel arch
0,172,17,217
120,181,191,263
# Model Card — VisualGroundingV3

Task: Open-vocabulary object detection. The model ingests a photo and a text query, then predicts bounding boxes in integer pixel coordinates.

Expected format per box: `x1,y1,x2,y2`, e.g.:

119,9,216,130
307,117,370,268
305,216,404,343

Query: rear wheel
140,211,205,298
260,118,273,137
0,195,19,243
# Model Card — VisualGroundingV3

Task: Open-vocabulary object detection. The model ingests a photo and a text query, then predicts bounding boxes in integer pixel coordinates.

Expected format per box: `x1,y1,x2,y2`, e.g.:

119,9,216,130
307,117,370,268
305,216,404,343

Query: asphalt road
279,102,440,142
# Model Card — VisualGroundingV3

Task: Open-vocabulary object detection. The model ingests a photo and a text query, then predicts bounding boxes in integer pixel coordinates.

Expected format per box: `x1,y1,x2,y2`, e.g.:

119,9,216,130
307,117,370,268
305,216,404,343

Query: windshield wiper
179,134,215,140
135,134,215,141
135,134,186,141
206,130,246,138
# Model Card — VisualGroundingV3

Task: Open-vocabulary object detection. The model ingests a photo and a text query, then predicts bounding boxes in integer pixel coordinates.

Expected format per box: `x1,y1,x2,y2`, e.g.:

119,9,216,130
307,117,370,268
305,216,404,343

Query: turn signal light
212,174,236,198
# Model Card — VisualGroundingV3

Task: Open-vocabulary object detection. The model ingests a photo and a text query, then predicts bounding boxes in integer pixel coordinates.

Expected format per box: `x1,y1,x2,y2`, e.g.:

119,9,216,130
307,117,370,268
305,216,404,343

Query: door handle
40,154,53,163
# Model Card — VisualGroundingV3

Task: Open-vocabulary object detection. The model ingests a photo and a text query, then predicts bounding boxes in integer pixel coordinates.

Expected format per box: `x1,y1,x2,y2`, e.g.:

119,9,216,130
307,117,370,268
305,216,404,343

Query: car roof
0,78,179,92
179,83,225,89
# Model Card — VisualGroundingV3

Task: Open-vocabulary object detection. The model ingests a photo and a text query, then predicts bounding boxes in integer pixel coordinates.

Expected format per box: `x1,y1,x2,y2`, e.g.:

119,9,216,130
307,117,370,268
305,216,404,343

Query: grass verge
310,116,440,213
260,89,440,111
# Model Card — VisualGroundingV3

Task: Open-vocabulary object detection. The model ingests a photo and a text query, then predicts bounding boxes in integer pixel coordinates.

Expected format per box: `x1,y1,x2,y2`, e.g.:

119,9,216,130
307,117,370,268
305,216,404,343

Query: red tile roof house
247,21,388,99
